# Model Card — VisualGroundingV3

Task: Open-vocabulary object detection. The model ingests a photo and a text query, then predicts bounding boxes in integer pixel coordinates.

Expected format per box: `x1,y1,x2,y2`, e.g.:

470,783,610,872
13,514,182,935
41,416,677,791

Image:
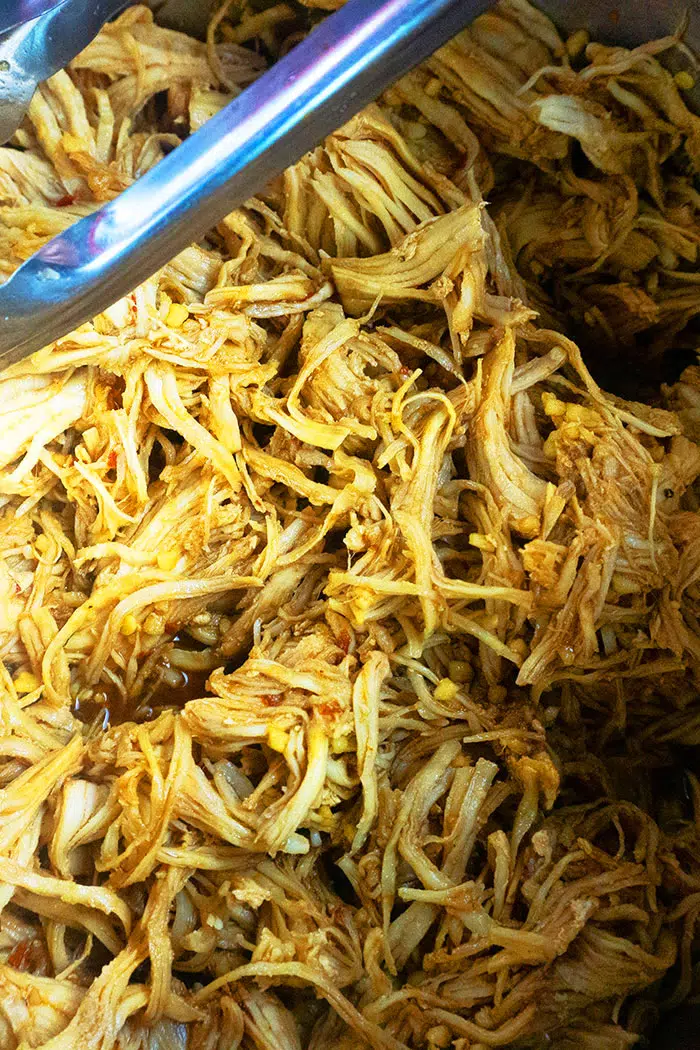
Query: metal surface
0,0,127,144
538,0,700,103
539,0,696,47
0,0,492,367
151,0,700,97
0,0,68,37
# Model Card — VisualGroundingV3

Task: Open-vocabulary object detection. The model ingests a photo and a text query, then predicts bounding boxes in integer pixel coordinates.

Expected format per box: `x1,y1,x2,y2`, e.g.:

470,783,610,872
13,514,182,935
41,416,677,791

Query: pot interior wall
147,0,700,107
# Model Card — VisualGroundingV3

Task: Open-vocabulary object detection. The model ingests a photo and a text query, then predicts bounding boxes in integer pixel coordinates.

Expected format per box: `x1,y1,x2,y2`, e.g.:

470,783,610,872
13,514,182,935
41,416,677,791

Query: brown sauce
72,662,213,728
71,626,226,728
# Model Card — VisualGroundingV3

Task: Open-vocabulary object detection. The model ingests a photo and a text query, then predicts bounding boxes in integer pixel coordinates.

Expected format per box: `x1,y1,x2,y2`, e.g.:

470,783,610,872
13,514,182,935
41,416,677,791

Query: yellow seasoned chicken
0,2,699,1048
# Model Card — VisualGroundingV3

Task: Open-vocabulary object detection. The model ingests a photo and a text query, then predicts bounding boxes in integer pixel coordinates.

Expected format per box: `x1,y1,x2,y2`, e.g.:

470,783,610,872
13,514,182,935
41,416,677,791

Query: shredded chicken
0,2,699,1048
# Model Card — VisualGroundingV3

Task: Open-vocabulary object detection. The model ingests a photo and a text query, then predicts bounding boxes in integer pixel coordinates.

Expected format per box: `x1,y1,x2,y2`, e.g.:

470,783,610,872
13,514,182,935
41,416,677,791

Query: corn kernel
434,678,458,702
35,534,51,554
513,514,540,539
543,431,558,459
542,391,565,418
407,122,427,141
564,403,600,427
675,70,695,91
166,303,189,328
510,638,529,660
120,614,139,636
560,421,582,441
14,671,40,694
566,28,589,58
156,550,179,571
267,726,289,753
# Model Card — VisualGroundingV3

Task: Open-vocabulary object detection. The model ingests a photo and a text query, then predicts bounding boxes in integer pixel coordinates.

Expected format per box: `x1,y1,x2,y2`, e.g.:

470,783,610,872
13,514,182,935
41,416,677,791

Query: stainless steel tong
0,0,490,366
0,0,128,145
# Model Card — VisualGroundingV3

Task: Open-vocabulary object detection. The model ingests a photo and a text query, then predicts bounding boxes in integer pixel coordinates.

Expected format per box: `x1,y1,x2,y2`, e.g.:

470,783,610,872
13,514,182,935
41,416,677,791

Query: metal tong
0,0,491,366
0,0,128,145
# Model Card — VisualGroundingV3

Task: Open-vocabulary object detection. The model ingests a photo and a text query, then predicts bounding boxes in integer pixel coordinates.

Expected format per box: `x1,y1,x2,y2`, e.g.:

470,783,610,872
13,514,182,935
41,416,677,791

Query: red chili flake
317,700,340,719
8,940,33,970
261,693,283,707
337,630,350,654
400,365,412,378
12,582,20,595
55,194,75,207
107,449,118,469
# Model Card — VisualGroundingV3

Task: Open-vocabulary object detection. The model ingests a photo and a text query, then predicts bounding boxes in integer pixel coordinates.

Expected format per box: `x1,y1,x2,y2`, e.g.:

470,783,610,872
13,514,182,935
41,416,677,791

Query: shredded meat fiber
0,2,700,1048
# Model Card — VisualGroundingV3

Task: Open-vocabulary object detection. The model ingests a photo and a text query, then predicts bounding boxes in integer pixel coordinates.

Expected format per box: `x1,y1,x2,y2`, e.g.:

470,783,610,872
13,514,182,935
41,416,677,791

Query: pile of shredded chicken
1,2,700,1047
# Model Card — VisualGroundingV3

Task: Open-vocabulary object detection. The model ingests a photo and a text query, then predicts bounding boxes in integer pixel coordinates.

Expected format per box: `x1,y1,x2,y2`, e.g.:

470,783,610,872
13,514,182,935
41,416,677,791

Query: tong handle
0,0,491,366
